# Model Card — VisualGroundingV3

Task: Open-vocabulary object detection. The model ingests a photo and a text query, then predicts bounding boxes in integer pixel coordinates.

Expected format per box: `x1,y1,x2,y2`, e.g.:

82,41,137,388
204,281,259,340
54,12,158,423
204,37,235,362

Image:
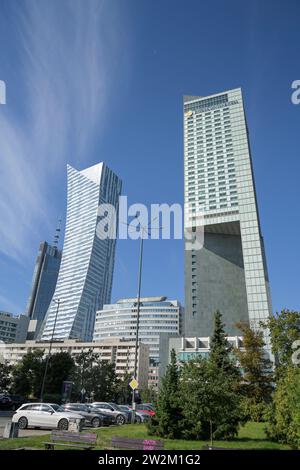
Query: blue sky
0,0,299,315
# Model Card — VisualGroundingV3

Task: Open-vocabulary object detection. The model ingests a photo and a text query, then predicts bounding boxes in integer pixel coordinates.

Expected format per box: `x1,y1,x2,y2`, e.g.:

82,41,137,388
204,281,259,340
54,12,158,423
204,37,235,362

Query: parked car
60,403,112,427
83,403,110,420
84,404,114,423
142,403,155,410
128,404,156,417
91,402,128,425
7,395,26,411
118,405,150,424
0,394,13,410
12,403,85,431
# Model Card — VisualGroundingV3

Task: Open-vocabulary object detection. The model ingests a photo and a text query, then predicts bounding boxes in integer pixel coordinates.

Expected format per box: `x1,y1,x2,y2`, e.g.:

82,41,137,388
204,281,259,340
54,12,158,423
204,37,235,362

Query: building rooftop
117,296,167,303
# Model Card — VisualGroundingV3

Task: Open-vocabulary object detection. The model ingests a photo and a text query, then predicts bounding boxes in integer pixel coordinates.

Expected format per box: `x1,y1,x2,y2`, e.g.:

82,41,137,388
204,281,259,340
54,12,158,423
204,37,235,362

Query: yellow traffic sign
129,378,138,390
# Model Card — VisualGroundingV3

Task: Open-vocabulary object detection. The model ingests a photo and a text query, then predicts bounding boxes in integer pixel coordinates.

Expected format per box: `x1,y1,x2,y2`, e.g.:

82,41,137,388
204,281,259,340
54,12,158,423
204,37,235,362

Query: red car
131,404,155,417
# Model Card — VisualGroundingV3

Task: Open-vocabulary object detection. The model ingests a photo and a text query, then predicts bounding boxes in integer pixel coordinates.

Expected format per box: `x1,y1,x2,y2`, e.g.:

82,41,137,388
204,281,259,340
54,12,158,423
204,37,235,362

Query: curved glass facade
93,297,183,387
40,163,122,342
26,242,62,337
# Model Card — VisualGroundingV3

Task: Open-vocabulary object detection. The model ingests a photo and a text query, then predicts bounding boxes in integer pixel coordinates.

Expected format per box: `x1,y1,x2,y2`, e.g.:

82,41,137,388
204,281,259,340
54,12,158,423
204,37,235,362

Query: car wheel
91,417,101,428
135,415,142,424
116,414,126,425
18,416,28,429
58,419,69,431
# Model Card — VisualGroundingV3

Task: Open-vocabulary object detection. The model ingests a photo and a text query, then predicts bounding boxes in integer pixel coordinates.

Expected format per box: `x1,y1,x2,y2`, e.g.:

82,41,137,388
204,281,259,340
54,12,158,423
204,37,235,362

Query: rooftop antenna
53,218,62,248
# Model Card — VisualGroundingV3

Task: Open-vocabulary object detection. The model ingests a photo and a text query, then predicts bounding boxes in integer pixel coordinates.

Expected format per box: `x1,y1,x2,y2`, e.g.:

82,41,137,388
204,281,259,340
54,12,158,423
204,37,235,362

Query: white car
12,403,85,431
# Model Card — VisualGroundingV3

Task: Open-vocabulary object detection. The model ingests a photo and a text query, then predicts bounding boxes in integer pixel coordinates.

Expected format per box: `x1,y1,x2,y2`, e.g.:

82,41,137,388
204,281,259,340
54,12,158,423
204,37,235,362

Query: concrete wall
15,315,30,343
185,231,249,337
158,333,182,381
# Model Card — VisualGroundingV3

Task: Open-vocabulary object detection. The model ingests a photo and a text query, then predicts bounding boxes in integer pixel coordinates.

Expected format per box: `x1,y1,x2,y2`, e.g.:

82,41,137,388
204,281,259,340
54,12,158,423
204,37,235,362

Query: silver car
12,403,84,431
118,405,150,423
91,402,128,425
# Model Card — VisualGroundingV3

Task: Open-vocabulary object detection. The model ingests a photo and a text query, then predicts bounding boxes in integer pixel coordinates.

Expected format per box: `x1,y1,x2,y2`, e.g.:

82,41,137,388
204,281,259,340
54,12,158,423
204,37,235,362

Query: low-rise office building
159,334,244,379
0,338,149,389
0,312,29,343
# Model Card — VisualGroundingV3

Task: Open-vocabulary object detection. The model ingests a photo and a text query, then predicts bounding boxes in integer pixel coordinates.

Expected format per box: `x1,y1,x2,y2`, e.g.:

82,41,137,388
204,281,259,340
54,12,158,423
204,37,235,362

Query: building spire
53,218,62,248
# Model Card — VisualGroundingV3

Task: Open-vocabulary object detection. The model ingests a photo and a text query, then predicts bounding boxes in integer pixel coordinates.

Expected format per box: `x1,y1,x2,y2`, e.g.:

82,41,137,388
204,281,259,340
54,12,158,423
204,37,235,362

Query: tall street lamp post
131,232,144,423
40,298,61,402
130,216,161,424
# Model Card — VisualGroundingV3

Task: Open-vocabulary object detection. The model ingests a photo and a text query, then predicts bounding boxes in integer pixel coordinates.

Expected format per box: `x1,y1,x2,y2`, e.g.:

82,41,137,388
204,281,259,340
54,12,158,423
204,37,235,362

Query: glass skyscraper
26,241,62,337
184,88,272,341
40,162,122,342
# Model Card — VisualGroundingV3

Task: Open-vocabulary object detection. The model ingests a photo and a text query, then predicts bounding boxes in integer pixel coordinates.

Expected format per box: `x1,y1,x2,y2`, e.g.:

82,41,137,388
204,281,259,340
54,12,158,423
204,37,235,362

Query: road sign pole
130,378,138,424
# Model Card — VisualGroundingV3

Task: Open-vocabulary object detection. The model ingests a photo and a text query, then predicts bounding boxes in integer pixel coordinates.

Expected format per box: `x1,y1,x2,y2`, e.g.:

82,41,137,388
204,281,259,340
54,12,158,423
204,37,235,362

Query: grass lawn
0,422,292,450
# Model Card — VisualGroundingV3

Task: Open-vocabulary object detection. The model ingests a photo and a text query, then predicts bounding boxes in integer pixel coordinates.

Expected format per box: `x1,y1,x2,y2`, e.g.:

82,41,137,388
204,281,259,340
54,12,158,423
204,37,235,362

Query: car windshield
91,404,106,411
77,405,88,411
50,404,64,412
109,403,121,411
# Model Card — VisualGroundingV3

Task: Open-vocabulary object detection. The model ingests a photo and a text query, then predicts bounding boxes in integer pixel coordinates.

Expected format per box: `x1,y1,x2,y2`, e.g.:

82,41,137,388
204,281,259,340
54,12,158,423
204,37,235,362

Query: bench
44,430,97,450
110,436,164,450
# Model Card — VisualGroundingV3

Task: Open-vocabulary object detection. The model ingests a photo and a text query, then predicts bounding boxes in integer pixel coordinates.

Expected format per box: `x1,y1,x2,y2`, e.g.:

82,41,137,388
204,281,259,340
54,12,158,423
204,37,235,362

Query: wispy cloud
0,294,23,315
0,0,127,261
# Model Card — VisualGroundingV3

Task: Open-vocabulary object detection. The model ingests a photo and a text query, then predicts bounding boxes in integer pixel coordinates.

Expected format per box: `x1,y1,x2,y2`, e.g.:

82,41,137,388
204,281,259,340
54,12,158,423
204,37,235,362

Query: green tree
235,322,274,421
44,352,75,398
115,372,132,404
261,309,300,373
90,360,118,401
140,386,158,405
267,364,300,448
0,361,12,392
71,350,118,401
210,311,240,381
148,313,245,441
261,309,300,447
71,350,95,400
148,349,184,439
180,357,243,441
11,350,45,397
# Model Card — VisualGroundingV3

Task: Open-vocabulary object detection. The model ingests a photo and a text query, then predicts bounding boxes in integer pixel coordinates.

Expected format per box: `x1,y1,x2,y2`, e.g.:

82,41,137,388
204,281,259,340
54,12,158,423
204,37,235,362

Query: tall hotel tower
184,88,272,338
40,163,122,342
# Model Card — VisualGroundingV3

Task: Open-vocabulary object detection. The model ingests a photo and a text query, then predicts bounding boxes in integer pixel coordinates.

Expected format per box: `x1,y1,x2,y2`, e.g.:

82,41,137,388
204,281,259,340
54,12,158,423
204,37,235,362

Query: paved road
0,416,51,438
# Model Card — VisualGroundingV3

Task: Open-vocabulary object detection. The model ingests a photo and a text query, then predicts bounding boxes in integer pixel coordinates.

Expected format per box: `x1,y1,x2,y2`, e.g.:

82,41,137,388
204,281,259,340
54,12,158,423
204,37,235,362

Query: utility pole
131,232,144,423
40,298,61,402
128,215,161,424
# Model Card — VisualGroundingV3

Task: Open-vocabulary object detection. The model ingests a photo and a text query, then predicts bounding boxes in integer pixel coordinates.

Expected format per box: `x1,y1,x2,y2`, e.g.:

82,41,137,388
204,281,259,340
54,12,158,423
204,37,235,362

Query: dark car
91,402,128,425
60,403,112,427
0,394,12,410
7,395,26,410
84,404,114,424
